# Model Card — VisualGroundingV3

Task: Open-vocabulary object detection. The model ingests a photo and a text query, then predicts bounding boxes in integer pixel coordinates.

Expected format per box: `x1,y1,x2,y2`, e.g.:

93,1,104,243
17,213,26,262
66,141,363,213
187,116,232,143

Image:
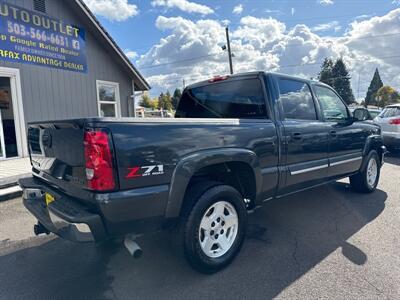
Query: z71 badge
126,165,164,179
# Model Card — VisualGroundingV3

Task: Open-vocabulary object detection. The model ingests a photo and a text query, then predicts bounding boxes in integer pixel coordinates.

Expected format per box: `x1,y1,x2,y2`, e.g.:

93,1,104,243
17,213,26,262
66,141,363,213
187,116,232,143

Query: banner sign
0,2,87,73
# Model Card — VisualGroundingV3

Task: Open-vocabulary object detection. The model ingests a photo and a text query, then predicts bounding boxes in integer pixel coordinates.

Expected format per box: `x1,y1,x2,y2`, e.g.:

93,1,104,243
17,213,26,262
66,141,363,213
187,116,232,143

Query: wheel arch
165,148,262,218
362,134,385,167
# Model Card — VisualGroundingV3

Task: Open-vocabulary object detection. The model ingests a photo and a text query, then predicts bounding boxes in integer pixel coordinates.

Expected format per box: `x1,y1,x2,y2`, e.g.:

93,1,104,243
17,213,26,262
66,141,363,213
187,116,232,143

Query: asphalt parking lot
1,153,399,300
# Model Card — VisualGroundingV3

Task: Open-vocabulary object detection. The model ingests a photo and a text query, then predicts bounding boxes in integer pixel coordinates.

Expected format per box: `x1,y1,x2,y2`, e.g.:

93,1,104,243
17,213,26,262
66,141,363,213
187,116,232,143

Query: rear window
175,78,267,119
379,107,400,118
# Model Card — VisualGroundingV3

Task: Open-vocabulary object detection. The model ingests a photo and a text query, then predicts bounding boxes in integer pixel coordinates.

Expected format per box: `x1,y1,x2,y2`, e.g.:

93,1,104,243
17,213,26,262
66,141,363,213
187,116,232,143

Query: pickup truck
20,72,386,273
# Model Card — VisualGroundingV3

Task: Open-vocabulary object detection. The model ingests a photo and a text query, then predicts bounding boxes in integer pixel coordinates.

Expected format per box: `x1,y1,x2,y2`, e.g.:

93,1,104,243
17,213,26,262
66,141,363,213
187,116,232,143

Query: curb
0,185,23,202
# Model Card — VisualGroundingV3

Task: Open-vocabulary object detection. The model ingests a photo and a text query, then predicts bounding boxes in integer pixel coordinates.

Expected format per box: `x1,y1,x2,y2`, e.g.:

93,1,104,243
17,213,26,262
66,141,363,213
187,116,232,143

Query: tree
150,97,159,110
318,58,335,87
365,68,383,107
331,58,355,104
140,92,153,109
158,91,173,111
172,88,182,110
376,86,400,108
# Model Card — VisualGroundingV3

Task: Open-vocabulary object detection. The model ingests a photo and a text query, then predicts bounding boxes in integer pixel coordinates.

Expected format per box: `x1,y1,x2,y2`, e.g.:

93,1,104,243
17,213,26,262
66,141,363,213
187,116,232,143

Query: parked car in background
352,107,381,122
374,104,400,151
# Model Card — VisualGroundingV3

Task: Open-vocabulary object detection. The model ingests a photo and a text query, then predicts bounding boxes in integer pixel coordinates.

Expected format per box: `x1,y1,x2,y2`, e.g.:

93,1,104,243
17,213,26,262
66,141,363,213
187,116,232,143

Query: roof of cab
185,71,328,90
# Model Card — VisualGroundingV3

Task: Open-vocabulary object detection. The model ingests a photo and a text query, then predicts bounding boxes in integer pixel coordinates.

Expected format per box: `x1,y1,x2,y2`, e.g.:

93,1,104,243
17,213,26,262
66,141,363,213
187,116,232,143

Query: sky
83,0,400,100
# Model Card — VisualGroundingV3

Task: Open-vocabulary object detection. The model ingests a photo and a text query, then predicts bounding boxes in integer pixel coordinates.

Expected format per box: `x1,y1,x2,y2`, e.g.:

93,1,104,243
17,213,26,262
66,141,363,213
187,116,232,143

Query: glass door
0,111,5,159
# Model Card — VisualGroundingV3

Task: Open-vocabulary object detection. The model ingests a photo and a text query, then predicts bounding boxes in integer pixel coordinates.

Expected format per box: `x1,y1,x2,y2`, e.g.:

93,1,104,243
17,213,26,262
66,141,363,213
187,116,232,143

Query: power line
139,52,223,70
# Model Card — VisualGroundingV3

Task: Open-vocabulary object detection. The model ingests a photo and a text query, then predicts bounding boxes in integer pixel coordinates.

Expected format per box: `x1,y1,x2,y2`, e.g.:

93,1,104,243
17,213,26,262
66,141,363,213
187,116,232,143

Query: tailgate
28,120,87,189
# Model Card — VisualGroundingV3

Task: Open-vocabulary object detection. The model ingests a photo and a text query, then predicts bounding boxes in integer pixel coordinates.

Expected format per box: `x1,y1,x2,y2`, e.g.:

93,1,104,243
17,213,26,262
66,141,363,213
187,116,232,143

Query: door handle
292,132,302,140
330,130,337,137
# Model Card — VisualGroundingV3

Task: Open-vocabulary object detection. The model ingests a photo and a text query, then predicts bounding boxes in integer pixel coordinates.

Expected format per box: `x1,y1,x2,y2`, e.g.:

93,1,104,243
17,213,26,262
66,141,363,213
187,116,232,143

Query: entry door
0,112,5,159
313,85,365,178
277,77,330,194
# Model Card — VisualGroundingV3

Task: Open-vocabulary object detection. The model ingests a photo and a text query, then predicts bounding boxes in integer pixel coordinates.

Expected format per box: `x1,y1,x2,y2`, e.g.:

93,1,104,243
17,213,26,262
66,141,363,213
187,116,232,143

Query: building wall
0,0,133,123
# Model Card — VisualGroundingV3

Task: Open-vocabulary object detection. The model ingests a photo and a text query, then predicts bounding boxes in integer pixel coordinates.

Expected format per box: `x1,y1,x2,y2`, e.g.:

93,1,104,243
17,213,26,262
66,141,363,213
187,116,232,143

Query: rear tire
350,150,380,193
181,182,247,274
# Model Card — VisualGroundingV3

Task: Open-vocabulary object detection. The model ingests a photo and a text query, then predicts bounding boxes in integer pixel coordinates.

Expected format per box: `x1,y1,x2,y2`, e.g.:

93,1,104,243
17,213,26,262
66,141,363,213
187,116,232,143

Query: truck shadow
0,183,387,299
384,151,400,166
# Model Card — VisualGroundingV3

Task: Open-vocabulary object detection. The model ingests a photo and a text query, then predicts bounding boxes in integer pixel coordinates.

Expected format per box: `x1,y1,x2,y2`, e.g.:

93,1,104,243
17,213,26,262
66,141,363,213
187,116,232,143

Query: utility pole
182,79,186,89
225,27,233,74
357,71,362,106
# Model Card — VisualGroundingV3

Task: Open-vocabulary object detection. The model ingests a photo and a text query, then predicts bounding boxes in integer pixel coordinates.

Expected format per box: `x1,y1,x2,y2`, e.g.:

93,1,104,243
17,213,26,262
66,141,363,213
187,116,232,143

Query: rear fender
165,148,262,218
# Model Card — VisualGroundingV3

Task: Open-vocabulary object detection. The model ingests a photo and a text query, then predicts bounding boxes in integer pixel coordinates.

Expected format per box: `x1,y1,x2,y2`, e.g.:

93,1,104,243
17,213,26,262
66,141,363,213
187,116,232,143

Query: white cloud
138,10,400,98
83,0,139,21
233,4,243,15
291,7,295,16
151,0,214,15
312,21,341,32
318,0,334,5
124,50,138,59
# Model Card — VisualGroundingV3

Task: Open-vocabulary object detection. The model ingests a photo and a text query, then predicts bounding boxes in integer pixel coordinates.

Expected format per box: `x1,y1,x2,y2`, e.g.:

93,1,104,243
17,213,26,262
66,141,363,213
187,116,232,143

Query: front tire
182,183,247,274
350,150,380,193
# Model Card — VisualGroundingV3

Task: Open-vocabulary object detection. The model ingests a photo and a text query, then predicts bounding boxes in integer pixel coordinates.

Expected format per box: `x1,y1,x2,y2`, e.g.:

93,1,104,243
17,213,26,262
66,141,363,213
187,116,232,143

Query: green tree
376,86,400,108
150,97,159,110
172,88,182,110
331,58,355,104
365,68,383,107
158,91,173,111
140,92,153,109
318,58,335,87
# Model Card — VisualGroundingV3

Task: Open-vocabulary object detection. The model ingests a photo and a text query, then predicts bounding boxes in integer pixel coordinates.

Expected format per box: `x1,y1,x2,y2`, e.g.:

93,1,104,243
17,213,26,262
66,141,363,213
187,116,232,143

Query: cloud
233,4,244,15
291,7,295,16
318,0,334,5
151,0,214,15
83,0,139,21
124,50,138,59
312,21,341,32
138,10,400,98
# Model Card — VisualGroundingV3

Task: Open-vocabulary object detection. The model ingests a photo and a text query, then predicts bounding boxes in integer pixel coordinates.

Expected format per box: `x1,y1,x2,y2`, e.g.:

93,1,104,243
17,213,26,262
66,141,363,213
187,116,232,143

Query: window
96,81,121,118
33,0,46,13
175,78,267,119
278,78,317,120
314,85,349,121
379,107,400,118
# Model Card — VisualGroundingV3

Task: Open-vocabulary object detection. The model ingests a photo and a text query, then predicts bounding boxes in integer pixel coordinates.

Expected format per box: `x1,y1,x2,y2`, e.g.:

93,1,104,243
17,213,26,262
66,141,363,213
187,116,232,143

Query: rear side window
278,78,317,120
175,79,267,119
379,107,400,118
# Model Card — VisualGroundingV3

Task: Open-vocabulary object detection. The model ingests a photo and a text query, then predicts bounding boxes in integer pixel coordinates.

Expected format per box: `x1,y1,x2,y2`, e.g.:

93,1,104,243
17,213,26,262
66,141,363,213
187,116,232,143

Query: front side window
97,81,120,117
314,85,349,122
175,78,267,119
278,78,317,120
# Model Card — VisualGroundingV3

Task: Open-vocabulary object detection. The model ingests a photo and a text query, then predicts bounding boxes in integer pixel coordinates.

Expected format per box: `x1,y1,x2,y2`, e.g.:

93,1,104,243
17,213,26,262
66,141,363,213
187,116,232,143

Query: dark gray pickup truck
20,72,386,273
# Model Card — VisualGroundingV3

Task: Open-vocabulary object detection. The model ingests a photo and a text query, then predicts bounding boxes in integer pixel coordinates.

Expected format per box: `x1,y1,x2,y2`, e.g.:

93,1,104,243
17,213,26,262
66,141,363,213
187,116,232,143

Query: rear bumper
19,176,171,242
19,177,107,243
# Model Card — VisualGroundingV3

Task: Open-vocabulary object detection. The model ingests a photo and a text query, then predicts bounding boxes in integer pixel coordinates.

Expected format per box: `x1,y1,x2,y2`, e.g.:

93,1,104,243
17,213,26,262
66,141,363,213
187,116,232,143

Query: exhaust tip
124,234,143,259
34,222,50,236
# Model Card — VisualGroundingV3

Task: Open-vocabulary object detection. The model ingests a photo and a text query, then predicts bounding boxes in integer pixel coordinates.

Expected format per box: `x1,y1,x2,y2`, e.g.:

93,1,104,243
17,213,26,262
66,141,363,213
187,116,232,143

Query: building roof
70,0,150,91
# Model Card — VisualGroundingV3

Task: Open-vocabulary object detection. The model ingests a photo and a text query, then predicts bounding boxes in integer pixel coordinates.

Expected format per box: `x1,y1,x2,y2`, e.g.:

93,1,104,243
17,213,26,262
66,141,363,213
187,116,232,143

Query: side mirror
353,109,368,121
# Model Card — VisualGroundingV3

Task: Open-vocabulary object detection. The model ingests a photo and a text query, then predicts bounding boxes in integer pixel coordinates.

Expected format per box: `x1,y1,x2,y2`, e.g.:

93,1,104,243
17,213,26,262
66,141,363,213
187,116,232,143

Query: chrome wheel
366,157,378,188
198,201,238,258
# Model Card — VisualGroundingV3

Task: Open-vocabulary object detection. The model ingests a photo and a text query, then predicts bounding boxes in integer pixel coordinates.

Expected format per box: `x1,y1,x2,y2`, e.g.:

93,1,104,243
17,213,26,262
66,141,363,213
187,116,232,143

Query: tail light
389,118,400,125
84,129,116,191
